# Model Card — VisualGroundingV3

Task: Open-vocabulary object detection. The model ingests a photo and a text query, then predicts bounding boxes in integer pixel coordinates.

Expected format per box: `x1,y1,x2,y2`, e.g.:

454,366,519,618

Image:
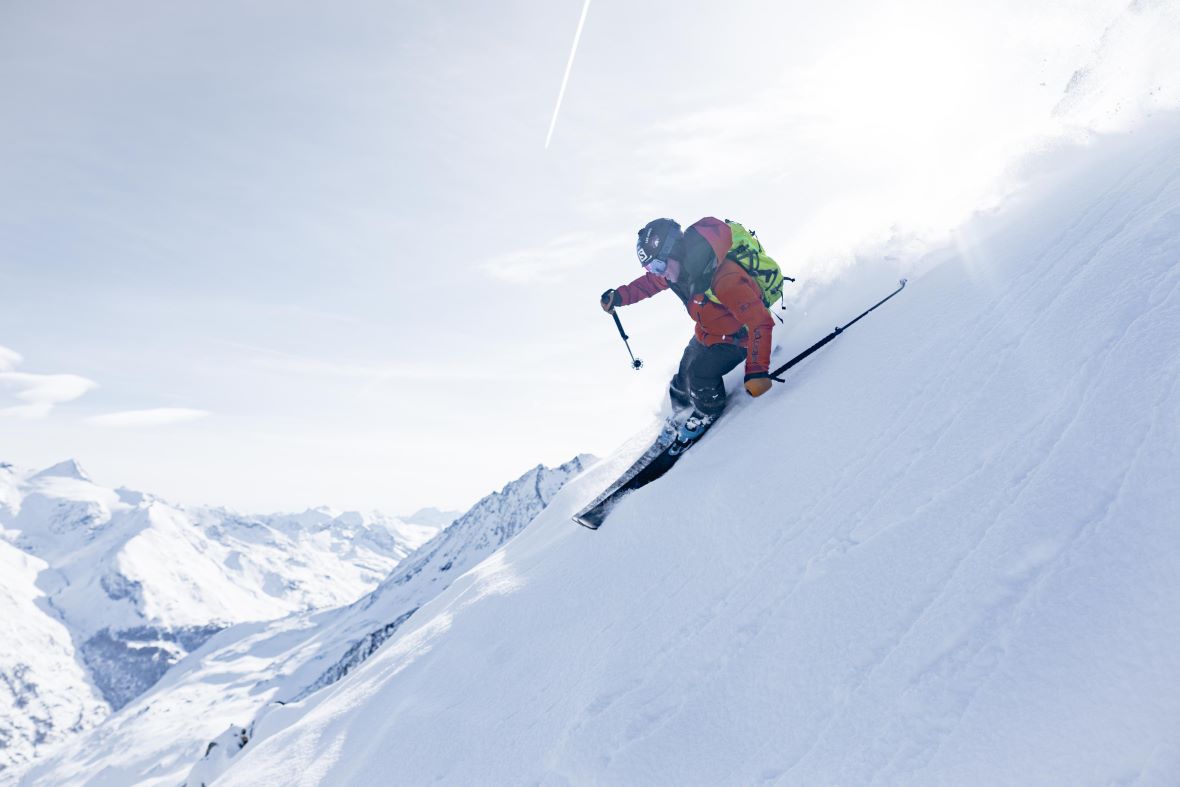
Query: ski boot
670,411,714,455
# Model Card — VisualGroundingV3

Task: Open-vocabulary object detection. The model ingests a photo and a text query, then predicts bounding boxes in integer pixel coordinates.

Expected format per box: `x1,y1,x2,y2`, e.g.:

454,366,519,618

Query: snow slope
0,462,438,775
15,456,591,787
210,115,1180,785
0,539,107,776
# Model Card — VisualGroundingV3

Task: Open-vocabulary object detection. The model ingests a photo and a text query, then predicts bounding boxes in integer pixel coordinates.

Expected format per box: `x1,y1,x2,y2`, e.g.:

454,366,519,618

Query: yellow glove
744,374,772,397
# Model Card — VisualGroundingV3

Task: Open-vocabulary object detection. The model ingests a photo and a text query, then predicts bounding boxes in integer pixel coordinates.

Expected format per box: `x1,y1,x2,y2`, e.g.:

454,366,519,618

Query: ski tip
573,514,601,531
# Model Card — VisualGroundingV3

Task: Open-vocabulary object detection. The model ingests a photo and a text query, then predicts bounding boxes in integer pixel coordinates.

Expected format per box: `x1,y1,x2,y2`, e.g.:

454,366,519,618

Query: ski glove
744,372,772,398
600,289,622,312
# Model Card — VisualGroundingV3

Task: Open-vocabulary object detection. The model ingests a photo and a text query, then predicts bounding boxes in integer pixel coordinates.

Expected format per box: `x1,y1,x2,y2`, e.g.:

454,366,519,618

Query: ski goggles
642,257,669,276
643,256,680,282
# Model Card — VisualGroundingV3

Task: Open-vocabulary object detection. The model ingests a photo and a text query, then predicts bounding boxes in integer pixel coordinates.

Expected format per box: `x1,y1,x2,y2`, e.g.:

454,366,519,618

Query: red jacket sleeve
615,271,670,306
712,265,775,376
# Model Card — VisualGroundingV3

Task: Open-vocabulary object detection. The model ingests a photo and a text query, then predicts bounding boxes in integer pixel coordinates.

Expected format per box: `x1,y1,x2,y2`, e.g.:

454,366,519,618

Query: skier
600,217,775,441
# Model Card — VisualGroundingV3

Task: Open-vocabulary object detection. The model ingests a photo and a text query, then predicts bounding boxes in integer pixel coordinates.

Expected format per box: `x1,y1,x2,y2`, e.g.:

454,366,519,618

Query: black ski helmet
636,218,682,265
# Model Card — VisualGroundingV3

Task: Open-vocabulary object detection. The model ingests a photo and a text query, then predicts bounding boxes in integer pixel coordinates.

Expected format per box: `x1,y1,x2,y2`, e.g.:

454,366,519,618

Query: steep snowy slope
0,462,437,775
16,456,591,787
0,539,106,776
212,116,1180,785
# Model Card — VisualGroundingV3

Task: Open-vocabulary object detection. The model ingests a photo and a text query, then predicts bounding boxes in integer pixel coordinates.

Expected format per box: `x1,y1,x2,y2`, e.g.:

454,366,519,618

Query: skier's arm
614,271,671,306
713,270,775,391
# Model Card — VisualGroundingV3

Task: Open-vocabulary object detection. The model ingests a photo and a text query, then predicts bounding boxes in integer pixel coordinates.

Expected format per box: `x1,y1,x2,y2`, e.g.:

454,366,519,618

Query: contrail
545,0,592,149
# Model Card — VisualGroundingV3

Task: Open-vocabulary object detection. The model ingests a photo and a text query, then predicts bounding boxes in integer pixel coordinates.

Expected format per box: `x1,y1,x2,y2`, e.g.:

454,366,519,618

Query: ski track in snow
764,151,1180,785
775,148,1180,784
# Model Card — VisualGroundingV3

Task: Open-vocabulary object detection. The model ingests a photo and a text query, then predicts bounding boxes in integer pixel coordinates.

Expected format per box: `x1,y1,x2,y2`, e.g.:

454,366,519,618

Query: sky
2,0,1175,514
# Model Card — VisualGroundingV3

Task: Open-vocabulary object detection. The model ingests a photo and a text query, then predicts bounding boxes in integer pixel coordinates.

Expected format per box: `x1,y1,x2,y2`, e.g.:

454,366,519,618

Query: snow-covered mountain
401,507,461,530
0,535,107,780
0,461,439,776
15,456,592,786
59,113,1177,785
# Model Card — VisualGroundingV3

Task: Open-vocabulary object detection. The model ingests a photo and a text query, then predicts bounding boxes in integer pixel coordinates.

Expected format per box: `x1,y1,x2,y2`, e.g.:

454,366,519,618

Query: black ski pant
669,337,747,417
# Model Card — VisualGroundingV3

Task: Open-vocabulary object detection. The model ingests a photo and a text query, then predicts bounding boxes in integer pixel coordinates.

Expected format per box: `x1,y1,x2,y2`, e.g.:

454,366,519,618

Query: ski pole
611,311,643,370
769,278,906,382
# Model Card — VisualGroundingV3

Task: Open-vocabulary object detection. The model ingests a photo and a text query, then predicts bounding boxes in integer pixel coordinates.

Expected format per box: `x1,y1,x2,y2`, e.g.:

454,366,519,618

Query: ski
573,414,716,530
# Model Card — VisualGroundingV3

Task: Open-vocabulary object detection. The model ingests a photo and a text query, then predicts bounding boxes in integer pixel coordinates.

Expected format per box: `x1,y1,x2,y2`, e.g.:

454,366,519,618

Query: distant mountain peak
403,506,461,529
32,459,91,482
116,487,148,506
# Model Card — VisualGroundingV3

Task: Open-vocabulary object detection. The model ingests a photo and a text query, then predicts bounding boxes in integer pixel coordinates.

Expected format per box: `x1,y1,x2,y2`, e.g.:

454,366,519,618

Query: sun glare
775,6,1072,270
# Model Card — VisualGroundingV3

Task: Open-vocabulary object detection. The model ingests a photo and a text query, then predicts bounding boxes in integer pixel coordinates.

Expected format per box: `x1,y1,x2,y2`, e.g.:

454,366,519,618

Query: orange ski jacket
614,217,775,377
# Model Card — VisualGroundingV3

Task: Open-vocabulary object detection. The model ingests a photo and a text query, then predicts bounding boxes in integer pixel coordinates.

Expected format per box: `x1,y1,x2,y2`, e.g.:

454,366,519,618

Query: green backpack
706,220,787,309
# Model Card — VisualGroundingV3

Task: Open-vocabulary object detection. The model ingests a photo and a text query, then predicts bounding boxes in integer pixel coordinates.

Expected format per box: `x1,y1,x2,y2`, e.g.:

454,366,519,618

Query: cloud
0,345,22,372
225,339,549,384
481,232,619,283
0,371,98,419
0,347,209,425
87,408,210,427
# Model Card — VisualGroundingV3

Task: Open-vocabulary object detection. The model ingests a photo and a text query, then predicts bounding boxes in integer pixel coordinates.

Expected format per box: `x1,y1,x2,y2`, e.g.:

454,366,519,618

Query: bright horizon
2,0,1174,514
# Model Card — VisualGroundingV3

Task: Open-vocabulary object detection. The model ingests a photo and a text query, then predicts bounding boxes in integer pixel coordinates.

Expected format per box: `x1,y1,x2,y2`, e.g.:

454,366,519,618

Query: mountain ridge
13,455,593,785
0,460,440,775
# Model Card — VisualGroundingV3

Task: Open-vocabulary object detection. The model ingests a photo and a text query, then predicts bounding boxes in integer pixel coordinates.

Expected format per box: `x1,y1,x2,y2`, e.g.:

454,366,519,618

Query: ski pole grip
612,311,629,340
